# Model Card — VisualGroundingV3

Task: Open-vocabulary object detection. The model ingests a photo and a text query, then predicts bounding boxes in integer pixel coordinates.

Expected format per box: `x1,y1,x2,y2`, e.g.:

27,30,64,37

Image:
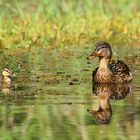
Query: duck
0,68,12,86
87,41,132,83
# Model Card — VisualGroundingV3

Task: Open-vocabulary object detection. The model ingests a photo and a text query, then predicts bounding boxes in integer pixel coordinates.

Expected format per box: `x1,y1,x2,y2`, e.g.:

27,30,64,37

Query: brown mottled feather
93,60,132,83
110,60,132,83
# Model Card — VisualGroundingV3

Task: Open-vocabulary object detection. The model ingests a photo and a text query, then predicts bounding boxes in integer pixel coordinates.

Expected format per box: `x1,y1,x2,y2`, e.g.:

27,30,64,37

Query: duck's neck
99,94,110,110
98,58,110,70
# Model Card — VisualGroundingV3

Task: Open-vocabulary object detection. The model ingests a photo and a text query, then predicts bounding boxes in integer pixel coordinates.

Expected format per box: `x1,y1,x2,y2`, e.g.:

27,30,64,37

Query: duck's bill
87,109,96,114
87,52,97,59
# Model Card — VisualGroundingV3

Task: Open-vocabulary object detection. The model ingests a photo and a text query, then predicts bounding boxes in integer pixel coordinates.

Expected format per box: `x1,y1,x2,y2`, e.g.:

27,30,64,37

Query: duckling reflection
88,84,131,124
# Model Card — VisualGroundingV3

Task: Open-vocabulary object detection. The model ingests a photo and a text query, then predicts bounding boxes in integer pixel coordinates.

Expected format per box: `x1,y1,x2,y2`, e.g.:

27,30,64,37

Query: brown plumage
0,68,11,87
87,41,132,83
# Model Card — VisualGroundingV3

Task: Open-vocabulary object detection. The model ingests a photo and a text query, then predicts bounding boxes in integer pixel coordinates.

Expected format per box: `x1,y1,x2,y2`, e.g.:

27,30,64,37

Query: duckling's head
2,68,11,77
87,41,112,60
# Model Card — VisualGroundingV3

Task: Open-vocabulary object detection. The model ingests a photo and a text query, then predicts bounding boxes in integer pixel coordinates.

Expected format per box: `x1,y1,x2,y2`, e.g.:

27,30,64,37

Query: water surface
0,46,140,140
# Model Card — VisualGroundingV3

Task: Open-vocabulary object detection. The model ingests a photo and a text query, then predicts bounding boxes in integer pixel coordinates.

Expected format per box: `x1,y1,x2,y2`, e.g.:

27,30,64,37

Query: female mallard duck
0,68,11,86
87,41,132,83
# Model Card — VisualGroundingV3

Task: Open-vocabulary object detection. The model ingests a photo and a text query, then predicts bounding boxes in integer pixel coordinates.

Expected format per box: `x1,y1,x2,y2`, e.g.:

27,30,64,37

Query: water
0,46,140,140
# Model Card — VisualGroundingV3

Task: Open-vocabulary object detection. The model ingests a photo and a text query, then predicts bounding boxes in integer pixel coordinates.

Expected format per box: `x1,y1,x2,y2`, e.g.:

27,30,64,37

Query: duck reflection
88,84,131,124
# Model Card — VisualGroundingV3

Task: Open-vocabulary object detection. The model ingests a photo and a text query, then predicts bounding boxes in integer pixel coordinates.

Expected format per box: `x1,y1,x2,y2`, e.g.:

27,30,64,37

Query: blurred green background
0,0,140,50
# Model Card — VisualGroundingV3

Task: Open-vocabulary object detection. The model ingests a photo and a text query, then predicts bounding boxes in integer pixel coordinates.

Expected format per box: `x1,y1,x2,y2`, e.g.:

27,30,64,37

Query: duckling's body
0,68,11,86
88,42,132,84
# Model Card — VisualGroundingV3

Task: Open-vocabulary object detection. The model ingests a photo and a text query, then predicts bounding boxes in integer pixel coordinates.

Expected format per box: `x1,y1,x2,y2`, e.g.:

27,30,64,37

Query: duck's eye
101,46,104,49
97,46,104,51
96,45,106,51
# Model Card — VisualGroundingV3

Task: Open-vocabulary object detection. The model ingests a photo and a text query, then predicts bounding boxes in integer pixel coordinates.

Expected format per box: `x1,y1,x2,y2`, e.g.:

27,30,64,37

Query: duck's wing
92,67,98,77
110,60,132,83
92,67,98,92
110,60,130,73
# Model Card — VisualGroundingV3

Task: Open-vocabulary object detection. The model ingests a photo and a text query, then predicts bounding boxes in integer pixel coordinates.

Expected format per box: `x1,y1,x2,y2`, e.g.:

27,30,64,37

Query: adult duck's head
87,41,112,60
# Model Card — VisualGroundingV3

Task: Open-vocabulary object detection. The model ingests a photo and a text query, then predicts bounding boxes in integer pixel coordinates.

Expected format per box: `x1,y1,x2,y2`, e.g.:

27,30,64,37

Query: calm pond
0,46,140,140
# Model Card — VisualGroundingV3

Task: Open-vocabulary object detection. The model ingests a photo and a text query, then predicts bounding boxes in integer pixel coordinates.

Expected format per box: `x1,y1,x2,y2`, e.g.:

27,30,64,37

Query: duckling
0,68,12,86
87,41,132,83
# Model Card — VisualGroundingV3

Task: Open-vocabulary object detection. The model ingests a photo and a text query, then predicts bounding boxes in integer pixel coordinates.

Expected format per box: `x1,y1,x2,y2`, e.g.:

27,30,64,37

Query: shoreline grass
0,0,140,50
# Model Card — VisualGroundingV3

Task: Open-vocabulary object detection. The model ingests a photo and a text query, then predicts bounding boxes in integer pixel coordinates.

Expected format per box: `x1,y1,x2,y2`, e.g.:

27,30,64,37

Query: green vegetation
0,0,140,50
0,1,140,140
